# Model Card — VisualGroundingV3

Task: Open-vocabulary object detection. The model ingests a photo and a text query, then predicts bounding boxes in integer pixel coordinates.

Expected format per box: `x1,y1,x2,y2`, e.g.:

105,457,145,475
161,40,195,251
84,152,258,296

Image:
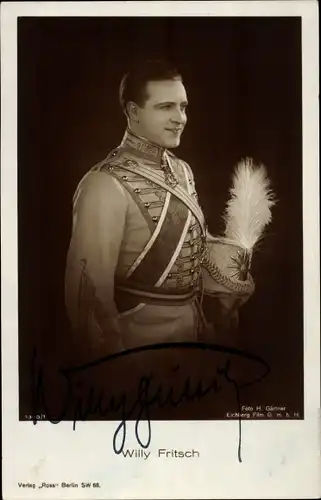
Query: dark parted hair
119,59,183,116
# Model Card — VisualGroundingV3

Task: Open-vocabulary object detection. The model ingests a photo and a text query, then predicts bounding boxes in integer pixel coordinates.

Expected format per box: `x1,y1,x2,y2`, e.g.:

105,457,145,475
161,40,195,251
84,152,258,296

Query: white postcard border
1,2,320,499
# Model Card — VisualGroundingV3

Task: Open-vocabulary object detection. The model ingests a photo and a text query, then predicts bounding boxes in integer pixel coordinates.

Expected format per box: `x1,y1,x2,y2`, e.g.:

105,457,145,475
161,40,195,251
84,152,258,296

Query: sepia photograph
18,14,303,422
1,2,319,499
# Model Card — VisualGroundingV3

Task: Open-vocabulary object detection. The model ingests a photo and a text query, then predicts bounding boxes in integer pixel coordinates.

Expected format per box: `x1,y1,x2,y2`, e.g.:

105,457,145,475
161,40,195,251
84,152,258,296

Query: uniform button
144,202,150,208
122,176,128,181
188,226,193,232
107,165,114,171
111,151,117,157
168,273,173,279
190,268,195,274
152,216,159,222
134,188,141,193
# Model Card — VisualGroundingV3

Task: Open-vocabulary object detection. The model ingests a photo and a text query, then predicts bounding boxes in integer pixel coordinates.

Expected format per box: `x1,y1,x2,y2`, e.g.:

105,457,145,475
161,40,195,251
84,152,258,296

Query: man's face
133,79,188,148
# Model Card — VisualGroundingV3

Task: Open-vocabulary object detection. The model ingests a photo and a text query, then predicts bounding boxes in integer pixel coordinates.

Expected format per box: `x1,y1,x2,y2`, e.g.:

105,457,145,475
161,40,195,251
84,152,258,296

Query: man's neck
120,127,166,163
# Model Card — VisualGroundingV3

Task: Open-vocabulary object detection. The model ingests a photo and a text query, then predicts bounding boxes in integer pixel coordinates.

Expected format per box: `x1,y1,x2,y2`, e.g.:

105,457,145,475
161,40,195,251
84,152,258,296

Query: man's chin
164,138,181,149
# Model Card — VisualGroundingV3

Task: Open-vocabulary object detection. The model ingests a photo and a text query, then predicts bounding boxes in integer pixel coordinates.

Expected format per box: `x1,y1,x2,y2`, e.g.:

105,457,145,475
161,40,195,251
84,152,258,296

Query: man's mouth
166,128,182,134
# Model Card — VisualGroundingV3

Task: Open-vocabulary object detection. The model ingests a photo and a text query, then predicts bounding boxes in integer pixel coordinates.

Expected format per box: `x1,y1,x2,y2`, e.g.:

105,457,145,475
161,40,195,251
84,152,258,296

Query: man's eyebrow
154,100,189,107
154,101,175,107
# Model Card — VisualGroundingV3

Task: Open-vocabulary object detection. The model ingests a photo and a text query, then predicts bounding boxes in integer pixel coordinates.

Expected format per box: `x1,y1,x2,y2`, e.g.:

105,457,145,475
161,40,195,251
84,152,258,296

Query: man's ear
127,101,139,122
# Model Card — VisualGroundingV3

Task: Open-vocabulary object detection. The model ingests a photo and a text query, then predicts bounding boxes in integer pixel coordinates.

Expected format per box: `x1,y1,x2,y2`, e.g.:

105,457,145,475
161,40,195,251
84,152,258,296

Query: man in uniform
65,59,214,356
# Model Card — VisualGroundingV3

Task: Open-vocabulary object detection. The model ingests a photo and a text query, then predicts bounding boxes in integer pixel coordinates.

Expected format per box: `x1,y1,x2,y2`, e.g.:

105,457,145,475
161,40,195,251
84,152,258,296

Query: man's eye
161,105,172,110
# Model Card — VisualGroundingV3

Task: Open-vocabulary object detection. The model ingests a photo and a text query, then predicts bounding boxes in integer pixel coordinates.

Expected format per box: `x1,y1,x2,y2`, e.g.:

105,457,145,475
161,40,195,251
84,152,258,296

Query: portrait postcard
1,1,320,499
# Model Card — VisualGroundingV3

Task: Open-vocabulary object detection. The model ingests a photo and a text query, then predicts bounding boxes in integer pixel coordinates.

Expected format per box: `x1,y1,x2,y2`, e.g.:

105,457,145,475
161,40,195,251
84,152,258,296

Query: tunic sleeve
65,170,127,353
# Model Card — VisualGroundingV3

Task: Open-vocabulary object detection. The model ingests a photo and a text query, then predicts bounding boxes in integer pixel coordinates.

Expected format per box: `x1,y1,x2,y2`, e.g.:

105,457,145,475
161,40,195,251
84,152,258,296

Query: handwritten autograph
31,342,270,463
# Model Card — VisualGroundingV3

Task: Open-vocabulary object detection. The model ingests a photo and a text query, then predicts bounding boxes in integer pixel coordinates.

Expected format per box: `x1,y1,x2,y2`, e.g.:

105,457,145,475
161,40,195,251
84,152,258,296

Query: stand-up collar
120,128,166,163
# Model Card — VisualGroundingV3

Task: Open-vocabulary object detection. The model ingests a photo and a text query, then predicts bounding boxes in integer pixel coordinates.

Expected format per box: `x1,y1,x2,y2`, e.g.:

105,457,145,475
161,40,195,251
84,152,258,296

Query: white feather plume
223,157,276,251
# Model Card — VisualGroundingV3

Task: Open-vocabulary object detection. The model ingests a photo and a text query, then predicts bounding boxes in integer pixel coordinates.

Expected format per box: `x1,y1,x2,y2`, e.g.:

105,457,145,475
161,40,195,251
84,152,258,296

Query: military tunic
65,129,208,352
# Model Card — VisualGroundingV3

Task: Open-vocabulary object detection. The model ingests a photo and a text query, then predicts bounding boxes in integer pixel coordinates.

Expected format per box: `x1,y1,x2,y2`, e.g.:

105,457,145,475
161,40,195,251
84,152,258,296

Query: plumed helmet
202,236,255,300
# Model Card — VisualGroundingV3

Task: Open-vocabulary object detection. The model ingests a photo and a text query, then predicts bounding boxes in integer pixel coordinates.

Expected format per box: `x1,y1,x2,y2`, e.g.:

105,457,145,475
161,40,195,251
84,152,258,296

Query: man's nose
170,108,186,124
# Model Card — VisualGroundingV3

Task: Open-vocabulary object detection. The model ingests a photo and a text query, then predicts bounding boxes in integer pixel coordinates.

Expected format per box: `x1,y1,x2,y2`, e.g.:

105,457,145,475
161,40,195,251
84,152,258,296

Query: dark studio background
18,17,303,420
